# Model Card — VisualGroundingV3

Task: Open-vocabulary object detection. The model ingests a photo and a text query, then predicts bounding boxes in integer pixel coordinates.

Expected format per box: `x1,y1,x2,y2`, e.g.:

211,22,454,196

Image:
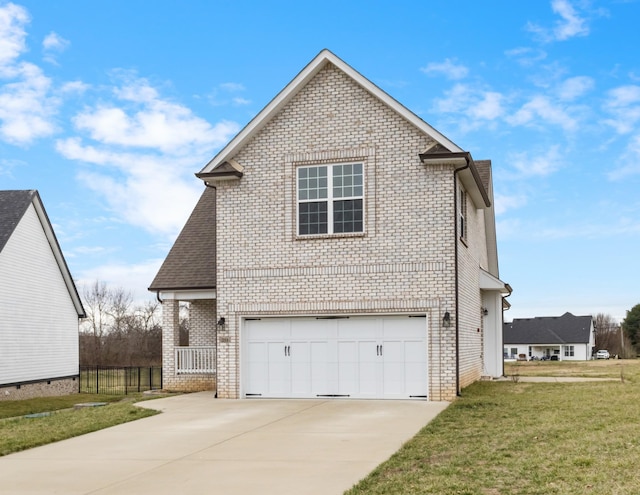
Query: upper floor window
297,163,364,236
459,187,468,241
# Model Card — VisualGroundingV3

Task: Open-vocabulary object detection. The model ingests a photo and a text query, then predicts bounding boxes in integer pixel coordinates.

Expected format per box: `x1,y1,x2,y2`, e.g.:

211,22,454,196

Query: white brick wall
210,63,493,401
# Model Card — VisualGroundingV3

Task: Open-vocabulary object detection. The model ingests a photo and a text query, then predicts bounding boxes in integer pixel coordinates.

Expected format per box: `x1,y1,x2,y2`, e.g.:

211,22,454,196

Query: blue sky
1,0,638,322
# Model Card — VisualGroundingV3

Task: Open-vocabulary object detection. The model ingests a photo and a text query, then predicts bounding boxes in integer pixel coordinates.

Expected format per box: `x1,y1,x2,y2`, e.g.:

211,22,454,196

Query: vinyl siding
0,204,79,385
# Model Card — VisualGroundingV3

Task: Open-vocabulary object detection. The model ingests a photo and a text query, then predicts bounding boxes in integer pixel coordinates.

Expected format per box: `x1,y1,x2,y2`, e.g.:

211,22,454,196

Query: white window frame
296,163,364,236
564,345,575,357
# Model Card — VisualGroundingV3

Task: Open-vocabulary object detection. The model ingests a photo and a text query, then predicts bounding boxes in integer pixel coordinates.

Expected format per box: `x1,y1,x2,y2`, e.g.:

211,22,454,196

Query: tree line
79,281,188,367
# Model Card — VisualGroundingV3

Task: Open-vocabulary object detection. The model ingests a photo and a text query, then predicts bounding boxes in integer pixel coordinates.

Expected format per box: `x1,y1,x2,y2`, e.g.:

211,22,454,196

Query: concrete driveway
0,393,449,494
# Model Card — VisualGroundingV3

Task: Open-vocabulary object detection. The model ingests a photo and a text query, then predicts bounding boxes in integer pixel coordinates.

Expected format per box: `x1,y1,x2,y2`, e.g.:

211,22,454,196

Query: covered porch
159,291,217,393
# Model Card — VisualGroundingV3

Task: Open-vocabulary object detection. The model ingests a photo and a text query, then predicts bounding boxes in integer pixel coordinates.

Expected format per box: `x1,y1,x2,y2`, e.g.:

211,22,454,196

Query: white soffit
479,269,508,293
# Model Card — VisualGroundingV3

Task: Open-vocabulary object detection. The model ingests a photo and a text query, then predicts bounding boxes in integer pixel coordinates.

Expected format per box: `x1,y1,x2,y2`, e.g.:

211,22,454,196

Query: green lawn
346,360,640,495
0,393,163,456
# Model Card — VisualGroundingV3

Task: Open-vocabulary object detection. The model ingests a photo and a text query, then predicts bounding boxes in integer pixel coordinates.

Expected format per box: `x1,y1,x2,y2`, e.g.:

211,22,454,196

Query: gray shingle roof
0,190,36,253
504,312,593,345
148,187,216,291
475,160,491,194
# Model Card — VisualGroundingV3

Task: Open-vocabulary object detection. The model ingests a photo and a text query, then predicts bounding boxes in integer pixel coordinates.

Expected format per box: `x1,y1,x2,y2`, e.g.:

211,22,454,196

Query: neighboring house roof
504,312,593,345
148,186,216,291
0,190,85,317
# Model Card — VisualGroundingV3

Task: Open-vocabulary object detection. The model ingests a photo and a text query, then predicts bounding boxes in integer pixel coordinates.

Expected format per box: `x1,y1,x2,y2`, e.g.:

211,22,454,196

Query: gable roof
504,312,593,345
148,186,216,292
197,49,465,180
0,190,85,317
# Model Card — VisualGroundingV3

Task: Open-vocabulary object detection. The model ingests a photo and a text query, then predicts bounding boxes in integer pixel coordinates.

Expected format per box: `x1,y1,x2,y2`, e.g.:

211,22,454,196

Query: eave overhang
480,269,510,293
419,151,491,208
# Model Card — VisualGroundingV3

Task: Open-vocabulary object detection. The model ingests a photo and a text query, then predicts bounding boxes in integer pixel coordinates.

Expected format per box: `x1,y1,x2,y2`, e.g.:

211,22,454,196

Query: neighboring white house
503,312,595,361
149,49,511,401
0,190,85,400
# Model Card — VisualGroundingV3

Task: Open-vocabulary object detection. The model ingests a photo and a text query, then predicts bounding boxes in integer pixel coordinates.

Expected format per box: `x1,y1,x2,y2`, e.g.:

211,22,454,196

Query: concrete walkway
0,393,449,495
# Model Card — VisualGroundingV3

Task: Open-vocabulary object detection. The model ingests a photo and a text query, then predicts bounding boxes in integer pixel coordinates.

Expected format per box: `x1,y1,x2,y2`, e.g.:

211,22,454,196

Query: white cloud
507,95,577,131
550,0,589,40
77,258,165,304
0,4,59,145
219,82,245,92
60,80,89,93
55,138,206,235
434,84,504,119
0,2,29,68
608,133,640,180
602,85,640,134
527,0,590,43
470,91,504,120
56,76,240,235
494,193,527,216
556,76,594,100
504,47,547,66
71,77,238,154
42,31,69,65
232,96,251,105
0,61,58,144
508,145,563,177
421,58,468,80
42,31,69,51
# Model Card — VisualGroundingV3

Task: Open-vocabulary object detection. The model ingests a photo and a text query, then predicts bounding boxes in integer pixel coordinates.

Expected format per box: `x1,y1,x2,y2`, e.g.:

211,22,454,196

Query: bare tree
594,313,634,358
79,281,163,366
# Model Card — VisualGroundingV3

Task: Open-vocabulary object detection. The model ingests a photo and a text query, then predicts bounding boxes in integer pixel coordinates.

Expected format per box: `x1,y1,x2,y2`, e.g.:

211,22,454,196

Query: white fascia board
199,49,462,175
160,289,217,301
479,268,509,293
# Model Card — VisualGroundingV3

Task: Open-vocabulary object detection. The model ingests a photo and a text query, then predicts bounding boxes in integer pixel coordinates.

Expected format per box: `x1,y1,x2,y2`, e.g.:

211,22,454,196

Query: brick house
149,50,510,401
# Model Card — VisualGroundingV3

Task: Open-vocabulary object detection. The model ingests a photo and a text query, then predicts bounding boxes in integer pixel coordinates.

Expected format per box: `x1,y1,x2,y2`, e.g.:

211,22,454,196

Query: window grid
297,163,364,236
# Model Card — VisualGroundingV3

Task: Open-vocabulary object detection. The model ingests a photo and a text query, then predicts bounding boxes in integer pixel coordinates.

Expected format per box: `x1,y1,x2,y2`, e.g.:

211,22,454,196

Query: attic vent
421,143,451,154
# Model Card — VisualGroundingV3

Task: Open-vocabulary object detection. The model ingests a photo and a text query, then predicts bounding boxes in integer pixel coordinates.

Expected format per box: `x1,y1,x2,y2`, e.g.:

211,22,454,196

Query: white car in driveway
595,350,610,359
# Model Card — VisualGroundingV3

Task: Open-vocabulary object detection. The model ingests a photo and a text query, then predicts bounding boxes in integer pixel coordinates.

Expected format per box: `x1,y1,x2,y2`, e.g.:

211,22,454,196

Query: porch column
161,299,180,390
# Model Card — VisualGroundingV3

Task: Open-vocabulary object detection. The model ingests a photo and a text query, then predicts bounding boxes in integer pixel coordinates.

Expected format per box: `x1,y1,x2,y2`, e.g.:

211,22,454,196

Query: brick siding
210,63,490,401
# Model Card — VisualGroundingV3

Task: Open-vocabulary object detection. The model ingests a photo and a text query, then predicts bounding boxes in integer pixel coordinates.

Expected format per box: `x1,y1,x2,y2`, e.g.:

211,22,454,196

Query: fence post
95,365,99,394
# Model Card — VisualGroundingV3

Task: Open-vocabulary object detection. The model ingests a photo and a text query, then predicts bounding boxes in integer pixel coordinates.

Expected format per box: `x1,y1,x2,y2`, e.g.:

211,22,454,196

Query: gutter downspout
453,156,471,396
202,179,218,397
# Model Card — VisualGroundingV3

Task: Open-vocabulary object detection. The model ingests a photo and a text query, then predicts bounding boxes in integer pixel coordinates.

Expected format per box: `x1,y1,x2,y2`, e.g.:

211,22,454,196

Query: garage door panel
267,342,289,395
244,316,427,399
246,342,268,395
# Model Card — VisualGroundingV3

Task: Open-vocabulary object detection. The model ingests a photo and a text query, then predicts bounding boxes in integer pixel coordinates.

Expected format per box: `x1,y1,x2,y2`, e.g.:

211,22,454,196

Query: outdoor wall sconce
482,307,489,316
217,317,226,329
442,311,451,328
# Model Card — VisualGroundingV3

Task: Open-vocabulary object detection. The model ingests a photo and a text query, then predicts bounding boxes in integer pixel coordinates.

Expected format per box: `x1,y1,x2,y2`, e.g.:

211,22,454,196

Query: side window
297,163,364,236
459,187,468,241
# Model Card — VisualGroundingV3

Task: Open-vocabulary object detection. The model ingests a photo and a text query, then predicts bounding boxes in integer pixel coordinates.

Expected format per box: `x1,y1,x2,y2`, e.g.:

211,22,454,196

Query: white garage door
243,315,427,399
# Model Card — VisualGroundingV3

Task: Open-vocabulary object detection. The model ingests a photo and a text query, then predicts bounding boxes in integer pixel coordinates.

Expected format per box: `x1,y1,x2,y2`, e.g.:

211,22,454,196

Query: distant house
503,312,595,361
150,50,511,401
0,190,85,400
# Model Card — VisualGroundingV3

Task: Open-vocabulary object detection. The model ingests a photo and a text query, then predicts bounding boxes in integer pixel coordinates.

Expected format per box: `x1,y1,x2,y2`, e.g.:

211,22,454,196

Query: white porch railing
175,346,216,374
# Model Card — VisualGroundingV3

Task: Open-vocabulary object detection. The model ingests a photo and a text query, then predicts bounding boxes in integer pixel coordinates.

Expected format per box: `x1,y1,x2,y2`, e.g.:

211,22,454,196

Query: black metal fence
79,366,162,395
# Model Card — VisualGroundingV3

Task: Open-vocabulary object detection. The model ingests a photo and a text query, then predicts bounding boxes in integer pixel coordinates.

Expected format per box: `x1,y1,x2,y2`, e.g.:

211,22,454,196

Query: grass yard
505,359,637,381
0,393,163,456
347,360,640,495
